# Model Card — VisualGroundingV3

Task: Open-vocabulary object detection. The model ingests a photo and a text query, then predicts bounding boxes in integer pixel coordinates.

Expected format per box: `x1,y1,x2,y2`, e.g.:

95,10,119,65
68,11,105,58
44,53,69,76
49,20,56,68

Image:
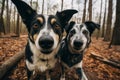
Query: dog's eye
70,30,75,36
54,24,60,30
33,24,38,29
82,30,88,35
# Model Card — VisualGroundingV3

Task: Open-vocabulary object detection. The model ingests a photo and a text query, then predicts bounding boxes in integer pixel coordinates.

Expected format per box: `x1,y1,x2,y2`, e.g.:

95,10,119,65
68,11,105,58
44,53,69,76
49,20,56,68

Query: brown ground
0,36,120,80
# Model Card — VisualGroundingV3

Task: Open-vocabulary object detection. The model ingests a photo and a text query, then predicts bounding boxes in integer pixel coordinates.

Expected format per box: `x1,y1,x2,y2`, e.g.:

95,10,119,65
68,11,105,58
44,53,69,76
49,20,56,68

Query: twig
90,52,120,69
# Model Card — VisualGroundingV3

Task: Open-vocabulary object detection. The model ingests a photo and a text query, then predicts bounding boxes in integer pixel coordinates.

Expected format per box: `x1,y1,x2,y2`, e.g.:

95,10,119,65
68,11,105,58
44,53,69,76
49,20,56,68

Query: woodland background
0,0,120,80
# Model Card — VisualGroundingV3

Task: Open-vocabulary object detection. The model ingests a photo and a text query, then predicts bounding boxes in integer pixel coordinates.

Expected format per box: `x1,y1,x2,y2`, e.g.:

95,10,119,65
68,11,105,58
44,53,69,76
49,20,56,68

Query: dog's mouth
41,49,53,54
73,46,81,50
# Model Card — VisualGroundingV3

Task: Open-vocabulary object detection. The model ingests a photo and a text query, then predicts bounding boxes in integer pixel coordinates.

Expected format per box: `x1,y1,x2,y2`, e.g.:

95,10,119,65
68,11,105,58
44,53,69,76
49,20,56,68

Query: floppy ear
56,9,78,28
65,21,75,33
11,0,37,26
84,21,100,35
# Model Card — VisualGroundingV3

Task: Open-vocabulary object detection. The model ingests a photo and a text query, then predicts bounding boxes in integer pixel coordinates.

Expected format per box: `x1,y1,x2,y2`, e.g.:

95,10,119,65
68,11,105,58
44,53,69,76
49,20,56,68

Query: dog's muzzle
73,40,83,50
39,35,54,54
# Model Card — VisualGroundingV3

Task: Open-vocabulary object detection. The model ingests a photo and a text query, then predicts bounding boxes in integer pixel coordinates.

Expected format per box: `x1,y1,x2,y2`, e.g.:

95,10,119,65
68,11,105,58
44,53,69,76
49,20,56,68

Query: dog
11,0,78,79
59,21,100,80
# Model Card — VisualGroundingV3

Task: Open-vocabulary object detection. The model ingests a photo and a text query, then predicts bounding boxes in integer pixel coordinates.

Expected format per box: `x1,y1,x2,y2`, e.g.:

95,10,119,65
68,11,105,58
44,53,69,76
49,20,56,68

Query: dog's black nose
73,40,83,50
39,36,54,50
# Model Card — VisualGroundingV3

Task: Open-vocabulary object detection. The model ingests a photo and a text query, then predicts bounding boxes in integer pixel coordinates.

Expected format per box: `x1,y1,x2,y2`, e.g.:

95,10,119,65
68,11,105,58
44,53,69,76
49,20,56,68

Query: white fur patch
28,40,59,72
68,23,90,53
26,60,35,71
73,61,88,80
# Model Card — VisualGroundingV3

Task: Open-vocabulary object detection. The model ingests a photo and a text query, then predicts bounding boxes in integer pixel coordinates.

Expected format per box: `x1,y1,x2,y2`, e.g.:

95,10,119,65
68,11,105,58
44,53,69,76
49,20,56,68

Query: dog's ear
65,21,75,33
84,21,100,35
11,0,37,26
56,9,78,28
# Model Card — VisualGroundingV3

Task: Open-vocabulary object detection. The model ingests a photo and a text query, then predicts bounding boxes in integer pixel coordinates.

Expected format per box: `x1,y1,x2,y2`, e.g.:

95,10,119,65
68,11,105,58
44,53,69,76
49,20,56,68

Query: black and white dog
11,0,78,79
60,21,100,80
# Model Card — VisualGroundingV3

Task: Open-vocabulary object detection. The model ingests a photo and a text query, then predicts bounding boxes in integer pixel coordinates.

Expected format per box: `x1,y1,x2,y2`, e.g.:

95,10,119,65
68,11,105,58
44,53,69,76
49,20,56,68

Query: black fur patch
25,43,33,63
59,39,83,67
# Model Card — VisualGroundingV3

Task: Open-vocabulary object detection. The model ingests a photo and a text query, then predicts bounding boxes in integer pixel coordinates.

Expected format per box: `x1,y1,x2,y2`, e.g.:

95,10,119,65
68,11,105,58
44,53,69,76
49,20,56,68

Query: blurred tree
36,0,38,12
30,0,33,6
101,0,107,37
0,0,5,35
109,0,120,47
88,0,92,21
6,0,10,34
16,13,20,37
61,0,63,11
42,0,44,14
82,0,87,22
104,0,113,41
96,0,103,39
13,7,16,33
71,0,73,9
9,2,12,33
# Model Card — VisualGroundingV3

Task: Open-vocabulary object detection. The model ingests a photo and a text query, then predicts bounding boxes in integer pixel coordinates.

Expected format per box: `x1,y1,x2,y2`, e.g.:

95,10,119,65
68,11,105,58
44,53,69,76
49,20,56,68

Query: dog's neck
60,39,83,67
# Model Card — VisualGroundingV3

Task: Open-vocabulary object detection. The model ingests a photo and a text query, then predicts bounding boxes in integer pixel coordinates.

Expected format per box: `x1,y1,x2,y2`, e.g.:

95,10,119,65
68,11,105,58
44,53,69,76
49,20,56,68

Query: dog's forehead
73,23,87,31
37,14,57,22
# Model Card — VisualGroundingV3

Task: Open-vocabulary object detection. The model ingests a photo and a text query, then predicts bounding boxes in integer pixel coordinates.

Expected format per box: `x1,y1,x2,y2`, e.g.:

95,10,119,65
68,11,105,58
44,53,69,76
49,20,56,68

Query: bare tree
6,0,10,34
42,0,44,14
101,0,107,37
16,13,20,37
9,2,12,33
104,0,113,41
88,0,92,21
36,0,38,12
0,0,5,35
82,0,87,22
96,0,103,39
13,6,16,33
30,0,33,7
109,0,120,47
71,0,73,9
61,0,64,11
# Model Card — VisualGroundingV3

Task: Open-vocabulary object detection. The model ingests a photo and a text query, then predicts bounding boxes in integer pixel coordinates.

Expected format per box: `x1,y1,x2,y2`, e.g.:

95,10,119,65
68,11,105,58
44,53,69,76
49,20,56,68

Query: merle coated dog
11,0,77,79
60,21,100,80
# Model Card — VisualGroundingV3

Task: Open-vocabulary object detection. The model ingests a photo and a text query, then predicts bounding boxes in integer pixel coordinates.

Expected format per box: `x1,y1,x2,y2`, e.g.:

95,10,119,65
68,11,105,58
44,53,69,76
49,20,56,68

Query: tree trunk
71,0,73,9
0,0,5,36
16,13,20,37
30,0,33,7
82,0,87,23
88,0,92,21
61,0,64,11
9,2,12,33
6,0,10,34
42,0,44,14
96,0,102,39
104,0,113,41
101,0,107,37
14,7,16,33
0,49,25,79
109,0,120,47
36,0,38,12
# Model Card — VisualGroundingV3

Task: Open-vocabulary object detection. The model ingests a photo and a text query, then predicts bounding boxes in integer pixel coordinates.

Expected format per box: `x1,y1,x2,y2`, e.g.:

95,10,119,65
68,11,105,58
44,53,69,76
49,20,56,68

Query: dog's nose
73,40,83,49
39,36,54,49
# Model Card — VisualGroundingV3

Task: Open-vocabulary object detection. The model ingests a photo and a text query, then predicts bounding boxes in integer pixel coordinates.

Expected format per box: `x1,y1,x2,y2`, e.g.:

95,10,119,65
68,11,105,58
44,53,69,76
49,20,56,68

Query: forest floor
0,35,120,80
